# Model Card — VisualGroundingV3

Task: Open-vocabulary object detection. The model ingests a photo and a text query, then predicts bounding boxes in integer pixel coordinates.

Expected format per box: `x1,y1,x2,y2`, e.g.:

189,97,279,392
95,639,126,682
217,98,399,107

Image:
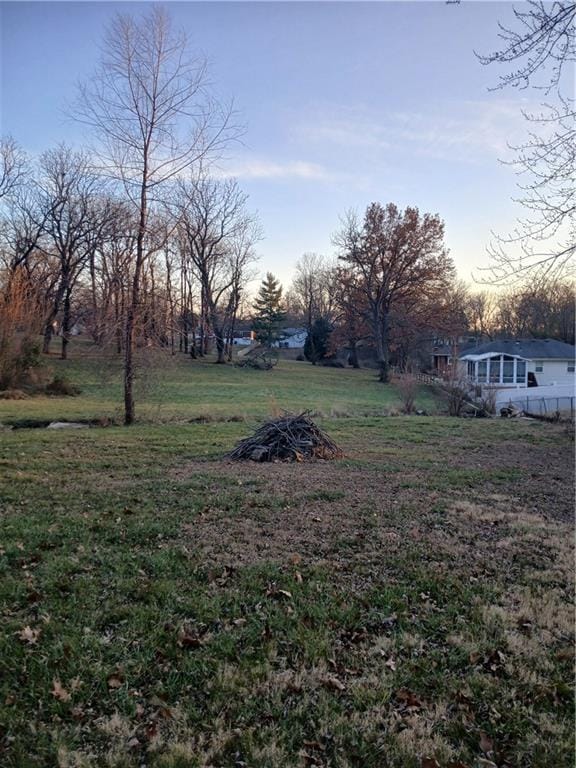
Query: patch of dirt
179,460,415,580
173,423,574,584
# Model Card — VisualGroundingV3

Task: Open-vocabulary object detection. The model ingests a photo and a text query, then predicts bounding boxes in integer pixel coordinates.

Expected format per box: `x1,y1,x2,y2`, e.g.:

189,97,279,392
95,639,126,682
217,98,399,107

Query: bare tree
493,277,575,342
0,137,27,201
478,2,575,282
74,6,237,423
466,290,496,340
477,2,575,92
36,145,105,359
175,173,259,364
290,253,337,330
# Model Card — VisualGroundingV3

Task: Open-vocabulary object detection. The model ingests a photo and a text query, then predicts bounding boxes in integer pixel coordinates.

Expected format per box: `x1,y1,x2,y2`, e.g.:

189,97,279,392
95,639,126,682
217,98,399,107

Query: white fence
495,385,575,418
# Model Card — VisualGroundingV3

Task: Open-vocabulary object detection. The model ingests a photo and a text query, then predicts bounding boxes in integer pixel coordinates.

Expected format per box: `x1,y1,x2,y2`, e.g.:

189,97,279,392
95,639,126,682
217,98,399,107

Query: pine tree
252,272,286,347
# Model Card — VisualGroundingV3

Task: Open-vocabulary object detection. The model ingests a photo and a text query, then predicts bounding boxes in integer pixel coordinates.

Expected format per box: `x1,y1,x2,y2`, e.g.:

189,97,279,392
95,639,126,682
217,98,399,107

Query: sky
0,1,546,289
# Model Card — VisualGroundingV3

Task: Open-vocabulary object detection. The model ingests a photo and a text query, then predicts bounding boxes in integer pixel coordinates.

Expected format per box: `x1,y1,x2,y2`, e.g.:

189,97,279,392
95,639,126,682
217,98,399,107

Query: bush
394,373,418,414
0,389,30,400
44,376,81,397
0,338,43,391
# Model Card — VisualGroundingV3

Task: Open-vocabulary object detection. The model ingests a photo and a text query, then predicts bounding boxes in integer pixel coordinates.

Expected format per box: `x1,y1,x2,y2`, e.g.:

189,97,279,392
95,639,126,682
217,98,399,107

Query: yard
0,345,574,767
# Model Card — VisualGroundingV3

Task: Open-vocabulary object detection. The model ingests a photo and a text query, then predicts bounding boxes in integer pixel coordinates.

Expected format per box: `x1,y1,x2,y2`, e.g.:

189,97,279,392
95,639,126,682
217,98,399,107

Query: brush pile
227,411,344,462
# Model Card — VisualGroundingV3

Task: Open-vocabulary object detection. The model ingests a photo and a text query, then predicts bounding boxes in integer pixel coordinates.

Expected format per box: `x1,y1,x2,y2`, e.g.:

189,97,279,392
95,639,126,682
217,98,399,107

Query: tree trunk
60,288,72,360
375,313,390,383
42,321,54,355
348,340,360,368
42,282,66,354
124,178,147,425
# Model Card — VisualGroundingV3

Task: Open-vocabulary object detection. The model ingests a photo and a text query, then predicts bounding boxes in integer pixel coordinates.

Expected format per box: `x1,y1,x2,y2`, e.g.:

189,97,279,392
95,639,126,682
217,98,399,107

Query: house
231,329,254,346
274,328,308,349
459,339,576,388
431,337,480,375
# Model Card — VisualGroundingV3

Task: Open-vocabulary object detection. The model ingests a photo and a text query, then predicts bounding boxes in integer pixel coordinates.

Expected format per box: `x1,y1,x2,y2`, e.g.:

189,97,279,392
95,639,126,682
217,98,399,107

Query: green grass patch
0,346,573,767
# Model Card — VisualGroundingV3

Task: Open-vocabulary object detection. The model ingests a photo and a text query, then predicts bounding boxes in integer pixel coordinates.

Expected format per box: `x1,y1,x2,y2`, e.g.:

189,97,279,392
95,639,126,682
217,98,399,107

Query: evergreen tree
252,272,286,347
304,317,333,364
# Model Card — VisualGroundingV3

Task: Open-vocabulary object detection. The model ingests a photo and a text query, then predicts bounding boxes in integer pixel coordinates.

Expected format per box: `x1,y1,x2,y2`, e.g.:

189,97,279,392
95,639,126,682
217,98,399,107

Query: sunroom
461,352,528,387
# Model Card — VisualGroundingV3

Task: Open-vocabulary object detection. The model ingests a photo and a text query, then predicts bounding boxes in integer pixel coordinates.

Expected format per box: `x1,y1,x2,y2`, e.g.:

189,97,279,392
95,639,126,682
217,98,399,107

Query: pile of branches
234,349,278,370
227,411,344,462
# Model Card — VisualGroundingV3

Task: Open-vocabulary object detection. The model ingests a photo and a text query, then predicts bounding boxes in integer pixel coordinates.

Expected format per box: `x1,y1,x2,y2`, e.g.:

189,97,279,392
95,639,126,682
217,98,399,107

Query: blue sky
0,1,541,287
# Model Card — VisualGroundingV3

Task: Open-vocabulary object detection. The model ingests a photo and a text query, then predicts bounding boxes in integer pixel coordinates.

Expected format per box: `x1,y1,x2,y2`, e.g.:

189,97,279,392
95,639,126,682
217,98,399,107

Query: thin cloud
216,157,334,181
294,99,540,162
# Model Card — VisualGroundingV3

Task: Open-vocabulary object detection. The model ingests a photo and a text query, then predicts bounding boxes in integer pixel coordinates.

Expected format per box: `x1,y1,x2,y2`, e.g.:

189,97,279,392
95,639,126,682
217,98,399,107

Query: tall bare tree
175,173,259,363
36,145,105,358
478,1,575,281
290,253,337,329
0,137,27,201
74,6,237,423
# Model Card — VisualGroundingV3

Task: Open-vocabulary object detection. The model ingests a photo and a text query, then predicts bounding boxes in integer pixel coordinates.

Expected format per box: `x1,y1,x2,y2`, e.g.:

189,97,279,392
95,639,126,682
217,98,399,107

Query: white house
460,339,576,388
231,330,254,346
274,328,308,349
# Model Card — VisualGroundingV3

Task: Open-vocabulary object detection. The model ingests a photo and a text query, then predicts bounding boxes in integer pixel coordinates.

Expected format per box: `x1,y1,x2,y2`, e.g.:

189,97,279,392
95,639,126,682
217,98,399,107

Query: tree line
0,8,263,423
282,238,573,380
1,4,574,424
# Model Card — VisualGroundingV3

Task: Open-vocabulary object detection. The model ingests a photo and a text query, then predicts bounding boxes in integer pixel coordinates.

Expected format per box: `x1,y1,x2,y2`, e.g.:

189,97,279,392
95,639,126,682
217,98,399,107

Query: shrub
44,376,81,397
394,373,418,414
0,337,42,391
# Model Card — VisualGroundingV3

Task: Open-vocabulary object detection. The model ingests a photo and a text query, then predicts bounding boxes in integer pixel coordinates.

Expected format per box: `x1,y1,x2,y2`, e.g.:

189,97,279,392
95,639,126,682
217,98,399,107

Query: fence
498,394,575,419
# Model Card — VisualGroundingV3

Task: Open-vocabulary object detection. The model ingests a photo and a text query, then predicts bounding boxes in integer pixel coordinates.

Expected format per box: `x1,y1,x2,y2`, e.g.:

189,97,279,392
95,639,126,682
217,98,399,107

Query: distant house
275,328,308,349
231,329,254,346
459,339,576,388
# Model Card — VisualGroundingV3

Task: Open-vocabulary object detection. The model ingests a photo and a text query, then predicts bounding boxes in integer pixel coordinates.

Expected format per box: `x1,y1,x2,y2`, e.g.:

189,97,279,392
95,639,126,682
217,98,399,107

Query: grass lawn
0,343,574,767
0,339,440,424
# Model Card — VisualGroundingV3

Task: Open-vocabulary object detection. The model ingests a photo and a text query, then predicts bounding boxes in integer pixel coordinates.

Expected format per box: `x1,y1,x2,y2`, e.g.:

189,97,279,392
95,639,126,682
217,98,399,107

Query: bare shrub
0,268,44,390
394,373,418,414
440,371,473,417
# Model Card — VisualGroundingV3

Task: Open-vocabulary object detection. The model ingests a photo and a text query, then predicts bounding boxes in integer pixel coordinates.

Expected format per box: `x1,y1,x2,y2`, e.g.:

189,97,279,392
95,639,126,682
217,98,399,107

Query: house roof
458,339,576,361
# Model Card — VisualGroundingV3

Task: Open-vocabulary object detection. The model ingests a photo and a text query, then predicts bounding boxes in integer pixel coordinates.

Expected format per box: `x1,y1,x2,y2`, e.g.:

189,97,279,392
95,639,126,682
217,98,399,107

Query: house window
568,364,575,373
467,361,474,377
477,361,487,383
516,360,527,383
535,362,543,372
489,356,501,383
503,360,514,383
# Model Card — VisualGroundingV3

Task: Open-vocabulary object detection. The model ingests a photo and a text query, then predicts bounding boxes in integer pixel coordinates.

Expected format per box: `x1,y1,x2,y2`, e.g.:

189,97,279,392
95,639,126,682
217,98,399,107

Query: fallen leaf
18,626,41,645
51,679,71,702
178,629,204,648
323,675,345,692
385,657,397,671
107,673,124,689
266,583,292,599
289,553,302,565
294,570,303,584
421,759,441,768
395,688,422,709
479,731,494,754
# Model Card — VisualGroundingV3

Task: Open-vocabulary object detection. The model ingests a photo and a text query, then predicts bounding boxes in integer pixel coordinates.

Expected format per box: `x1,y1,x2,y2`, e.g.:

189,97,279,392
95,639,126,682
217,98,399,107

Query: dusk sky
0,1,542,288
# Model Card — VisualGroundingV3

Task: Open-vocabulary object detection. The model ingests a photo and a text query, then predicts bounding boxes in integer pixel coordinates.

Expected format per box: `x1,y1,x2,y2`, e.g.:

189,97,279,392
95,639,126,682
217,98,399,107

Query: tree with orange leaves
334,202,455,382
